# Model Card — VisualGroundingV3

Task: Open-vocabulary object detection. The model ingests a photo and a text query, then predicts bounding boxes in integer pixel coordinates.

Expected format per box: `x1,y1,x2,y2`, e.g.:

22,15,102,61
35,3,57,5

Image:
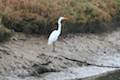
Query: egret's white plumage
48,30,60,45
48,17,68,51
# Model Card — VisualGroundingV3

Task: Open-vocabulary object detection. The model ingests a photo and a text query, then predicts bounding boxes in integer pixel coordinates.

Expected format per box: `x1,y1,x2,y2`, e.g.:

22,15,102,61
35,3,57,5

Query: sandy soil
0,29,120,80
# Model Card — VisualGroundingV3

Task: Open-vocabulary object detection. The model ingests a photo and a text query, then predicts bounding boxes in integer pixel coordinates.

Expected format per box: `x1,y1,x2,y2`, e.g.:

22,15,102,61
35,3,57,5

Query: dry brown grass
0,0,118,22
0,0,119,34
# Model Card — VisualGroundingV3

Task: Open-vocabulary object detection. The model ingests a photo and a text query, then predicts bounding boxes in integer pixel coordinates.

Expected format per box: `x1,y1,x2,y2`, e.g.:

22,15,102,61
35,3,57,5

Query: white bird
48,17,68,52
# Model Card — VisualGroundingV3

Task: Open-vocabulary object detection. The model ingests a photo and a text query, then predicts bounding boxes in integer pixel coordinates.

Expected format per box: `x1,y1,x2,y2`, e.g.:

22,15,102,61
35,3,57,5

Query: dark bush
0,26,12,42
2,11,50,34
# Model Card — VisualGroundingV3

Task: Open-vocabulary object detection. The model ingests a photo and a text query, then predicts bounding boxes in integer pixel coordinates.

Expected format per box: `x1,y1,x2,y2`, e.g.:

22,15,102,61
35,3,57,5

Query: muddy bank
0,29,120,80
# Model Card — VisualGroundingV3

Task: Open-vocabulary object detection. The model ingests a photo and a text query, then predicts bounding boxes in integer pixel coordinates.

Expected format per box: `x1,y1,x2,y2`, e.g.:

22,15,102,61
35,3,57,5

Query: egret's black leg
52,42,56,52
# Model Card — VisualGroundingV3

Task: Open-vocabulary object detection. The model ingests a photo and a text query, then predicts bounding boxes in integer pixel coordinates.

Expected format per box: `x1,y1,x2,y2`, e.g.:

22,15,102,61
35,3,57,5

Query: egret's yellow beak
63,17,69,20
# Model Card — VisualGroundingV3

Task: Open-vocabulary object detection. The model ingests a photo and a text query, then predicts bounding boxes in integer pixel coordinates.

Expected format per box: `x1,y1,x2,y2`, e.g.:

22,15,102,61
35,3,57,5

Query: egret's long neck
57,19,62,32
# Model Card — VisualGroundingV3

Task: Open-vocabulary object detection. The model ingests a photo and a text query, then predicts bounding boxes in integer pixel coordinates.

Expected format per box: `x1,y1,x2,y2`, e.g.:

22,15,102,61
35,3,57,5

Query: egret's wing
48,30,59,45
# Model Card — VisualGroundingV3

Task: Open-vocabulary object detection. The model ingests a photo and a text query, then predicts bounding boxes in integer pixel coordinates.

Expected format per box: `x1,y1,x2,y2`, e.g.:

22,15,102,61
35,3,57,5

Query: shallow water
96,70,120,80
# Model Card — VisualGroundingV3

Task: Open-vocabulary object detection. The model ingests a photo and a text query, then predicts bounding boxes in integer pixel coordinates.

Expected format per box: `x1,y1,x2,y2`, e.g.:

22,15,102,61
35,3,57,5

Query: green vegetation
0,0,120,34
0,26,12,42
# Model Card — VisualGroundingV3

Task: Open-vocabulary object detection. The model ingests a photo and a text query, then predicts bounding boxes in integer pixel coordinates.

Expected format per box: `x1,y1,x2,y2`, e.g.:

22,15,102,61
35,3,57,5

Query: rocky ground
0,29,120,80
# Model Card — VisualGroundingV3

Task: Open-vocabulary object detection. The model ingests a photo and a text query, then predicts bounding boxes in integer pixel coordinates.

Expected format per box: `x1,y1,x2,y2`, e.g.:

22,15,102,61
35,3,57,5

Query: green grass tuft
0,26,12,42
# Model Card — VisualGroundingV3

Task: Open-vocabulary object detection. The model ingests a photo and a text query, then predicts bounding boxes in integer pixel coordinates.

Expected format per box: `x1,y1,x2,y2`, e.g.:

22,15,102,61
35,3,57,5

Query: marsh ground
0,28,120,80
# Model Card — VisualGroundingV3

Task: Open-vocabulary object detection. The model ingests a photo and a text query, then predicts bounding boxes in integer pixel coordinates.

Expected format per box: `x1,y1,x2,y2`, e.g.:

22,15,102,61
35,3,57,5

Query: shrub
2,11,49,34
0,26,12,42
0,0,120,34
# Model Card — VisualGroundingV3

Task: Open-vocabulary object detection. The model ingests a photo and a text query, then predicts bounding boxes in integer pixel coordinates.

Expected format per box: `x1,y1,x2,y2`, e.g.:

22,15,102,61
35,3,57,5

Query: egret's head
59,17,68,21
58,17,68,23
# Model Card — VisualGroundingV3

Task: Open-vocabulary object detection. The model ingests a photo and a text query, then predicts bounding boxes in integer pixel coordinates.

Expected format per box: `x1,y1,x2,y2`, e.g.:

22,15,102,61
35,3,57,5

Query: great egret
48,17,68,52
